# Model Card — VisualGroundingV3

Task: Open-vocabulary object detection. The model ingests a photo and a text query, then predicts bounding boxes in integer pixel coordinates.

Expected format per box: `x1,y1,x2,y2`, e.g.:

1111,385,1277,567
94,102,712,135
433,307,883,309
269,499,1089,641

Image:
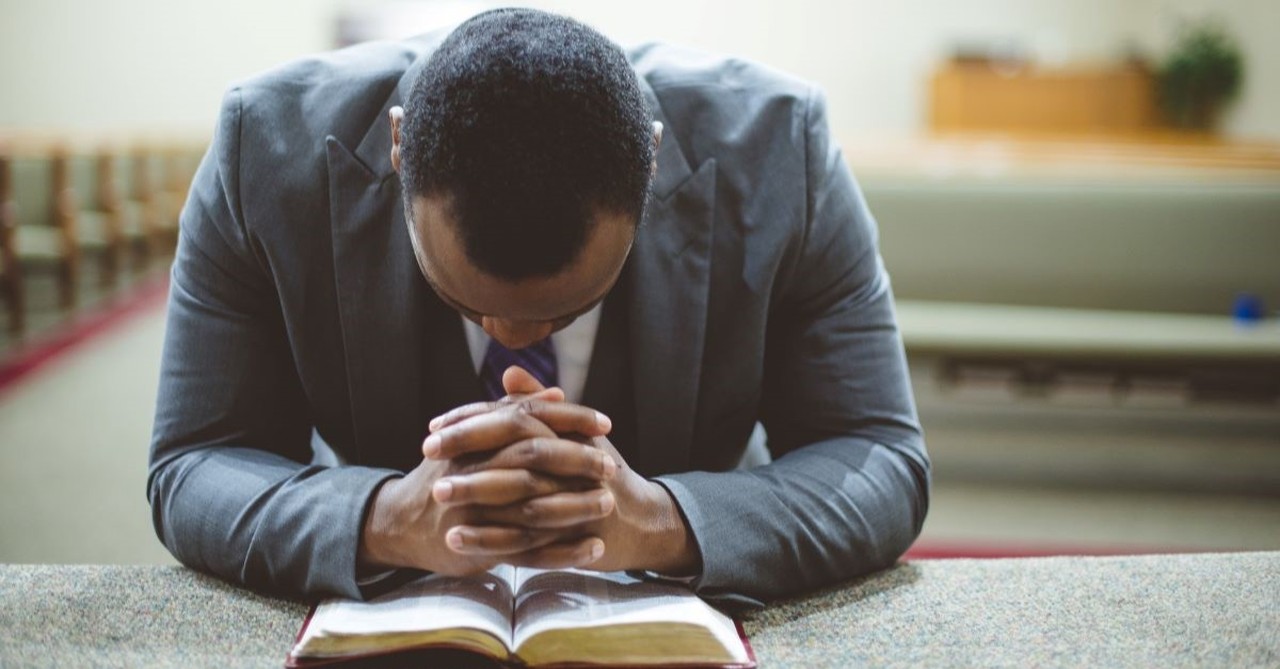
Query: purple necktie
481,337,558,400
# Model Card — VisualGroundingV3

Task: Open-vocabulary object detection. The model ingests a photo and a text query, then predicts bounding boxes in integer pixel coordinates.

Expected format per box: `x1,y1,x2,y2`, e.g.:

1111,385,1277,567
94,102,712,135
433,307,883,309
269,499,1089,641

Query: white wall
1,0,1276,140
0,0,342,132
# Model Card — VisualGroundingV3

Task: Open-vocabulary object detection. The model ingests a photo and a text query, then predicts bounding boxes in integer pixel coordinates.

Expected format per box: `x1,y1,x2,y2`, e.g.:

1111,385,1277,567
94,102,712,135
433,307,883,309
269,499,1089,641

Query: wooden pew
0,132,205,336
154,144,199,249
0,146,22,334
65,148,124,289
1,141,79,335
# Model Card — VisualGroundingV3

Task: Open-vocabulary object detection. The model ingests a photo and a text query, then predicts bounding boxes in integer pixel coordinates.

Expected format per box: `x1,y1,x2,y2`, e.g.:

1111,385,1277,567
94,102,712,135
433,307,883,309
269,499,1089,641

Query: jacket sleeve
656,88,931,606
147,88,400,600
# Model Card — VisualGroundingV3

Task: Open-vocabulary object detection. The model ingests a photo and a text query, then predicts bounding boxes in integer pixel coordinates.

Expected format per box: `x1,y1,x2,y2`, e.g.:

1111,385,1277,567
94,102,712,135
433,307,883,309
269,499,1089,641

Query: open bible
287,566,755,667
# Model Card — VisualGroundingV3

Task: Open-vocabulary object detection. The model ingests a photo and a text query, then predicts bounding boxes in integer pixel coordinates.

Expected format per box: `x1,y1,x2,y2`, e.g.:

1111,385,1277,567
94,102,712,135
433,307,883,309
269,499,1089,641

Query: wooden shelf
931,61,1160,136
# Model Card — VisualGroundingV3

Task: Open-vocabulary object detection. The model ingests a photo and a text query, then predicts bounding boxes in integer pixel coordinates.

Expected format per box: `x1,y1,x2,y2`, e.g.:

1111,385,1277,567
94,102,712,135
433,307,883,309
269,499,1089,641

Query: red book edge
283,604,318,669
736,619,759,668
284,605,758,668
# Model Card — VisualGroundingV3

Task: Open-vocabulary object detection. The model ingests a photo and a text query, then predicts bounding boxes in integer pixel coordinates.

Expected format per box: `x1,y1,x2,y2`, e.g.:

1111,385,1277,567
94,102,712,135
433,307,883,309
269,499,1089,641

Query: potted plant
1159,22,1244,132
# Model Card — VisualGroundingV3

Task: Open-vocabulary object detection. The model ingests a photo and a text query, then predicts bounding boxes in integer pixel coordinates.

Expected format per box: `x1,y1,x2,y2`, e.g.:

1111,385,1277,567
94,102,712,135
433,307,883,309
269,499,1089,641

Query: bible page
510,568,746,662
293,565,516,658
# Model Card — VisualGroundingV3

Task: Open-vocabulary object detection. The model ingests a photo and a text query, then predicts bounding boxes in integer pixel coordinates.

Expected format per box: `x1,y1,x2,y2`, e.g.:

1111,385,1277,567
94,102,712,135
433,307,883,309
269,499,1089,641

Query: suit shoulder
236,38,419,106
229,40,420,142
629,42,813,110
628,43,817,201
208,37,436,240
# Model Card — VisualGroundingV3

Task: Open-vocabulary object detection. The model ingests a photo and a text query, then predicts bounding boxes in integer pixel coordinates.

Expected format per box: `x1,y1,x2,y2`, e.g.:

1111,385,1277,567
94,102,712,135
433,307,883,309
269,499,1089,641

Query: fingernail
600,454,617,479
598,492,615,515
433,480,453,502
595,411,612,432
446,530,465,550
429,416,443,432
589,541,604,561
423,434,441,457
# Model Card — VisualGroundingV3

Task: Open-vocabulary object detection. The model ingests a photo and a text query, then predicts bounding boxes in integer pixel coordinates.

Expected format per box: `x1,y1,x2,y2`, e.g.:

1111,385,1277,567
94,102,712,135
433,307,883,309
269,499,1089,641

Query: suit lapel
327,136,430,468
420,290,486,430
328,34,483,470
626,80,718,476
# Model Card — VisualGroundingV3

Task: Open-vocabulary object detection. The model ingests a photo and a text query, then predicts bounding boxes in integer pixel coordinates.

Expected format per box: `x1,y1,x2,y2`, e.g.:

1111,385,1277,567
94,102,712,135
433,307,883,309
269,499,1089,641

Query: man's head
390,8,659,349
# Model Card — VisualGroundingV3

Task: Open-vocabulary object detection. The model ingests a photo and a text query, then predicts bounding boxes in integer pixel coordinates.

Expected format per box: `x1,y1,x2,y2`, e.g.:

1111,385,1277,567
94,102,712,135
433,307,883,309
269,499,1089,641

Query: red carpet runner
0,274,170,398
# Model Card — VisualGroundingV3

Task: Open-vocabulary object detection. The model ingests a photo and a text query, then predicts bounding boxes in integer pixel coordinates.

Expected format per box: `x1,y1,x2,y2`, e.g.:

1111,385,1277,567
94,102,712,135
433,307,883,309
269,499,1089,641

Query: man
149,8,929,607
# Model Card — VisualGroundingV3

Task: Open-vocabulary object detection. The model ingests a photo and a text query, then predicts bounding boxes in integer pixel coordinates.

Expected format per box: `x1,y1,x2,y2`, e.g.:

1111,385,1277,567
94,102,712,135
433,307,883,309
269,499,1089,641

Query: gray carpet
1,553,1276,667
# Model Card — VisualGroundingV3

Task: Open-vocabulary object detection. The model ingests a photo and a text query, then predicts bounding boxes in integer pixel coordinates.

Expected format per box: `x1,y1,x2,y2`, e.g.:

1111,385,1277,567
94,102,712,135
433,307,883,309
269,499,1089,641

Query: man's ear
650,120,663,178
389,106,405,173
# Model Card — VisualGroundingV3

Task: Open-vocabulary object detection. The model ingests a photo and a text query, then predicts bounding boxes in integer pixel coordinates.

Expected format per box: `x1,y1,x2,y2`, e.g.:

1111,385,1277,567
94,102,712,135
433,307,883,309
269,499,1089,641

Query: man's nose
482,317,554,350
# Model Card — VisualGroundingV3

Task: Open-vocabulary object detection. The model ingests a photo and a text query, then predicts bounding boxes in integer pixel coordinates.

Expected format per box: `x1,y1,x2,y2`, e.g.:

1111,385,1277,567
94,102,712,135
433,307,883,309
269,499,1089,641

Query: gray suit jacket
148,31,930,606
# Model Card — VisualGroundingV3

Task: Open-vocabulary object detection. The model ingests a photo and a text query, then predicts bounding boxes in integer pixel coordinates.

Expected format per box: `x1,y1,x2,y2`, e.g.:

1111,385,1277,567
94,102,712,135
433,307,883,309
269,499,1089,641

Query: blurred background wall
2,0,1277,139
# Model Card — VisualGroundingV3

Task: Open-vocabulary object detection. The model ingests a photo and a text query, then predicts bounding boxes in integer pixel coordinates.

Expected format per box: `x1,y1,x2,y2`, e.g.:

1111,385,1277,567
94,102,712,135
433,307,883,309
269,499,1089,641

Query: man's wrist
638,479,701,576
358,476,408,572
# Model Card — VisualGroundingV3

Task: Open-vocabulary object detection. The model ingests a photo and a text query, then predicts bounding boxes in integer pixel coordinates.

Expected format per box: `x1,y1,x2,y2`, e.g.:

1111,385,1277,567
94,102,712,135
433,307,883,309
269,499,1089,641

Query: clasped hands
359,366,698,578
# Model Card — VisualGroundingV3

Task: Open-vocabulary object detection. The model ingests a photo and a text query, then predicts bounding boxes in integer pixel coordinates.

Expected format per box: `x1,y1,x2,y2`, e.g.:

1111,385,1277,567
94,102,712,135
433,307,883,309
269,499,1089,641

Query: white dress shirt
461,305,603,403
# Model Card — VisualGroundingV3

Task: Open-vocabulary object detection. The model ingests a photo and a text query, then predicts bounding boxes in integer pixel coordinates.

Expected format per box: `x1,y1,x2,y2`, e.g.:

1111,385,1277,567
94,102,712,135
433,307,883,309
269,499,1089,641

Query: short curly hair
400,8,654,281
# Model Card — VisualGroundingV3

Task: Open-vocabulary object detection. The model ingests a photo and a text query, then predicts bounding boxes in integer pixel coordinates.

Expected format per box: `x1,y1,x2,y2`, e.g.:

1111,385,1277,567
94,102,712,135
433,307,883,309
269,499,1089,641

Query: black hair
400,8,654,280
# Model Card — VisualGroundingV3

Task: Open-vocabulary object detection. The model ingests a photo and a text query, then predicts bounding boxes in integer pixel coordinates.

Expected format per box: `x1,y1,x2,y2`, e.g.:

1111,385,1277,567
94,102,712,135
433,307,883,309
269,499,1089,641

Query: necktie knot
481,337,558,400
